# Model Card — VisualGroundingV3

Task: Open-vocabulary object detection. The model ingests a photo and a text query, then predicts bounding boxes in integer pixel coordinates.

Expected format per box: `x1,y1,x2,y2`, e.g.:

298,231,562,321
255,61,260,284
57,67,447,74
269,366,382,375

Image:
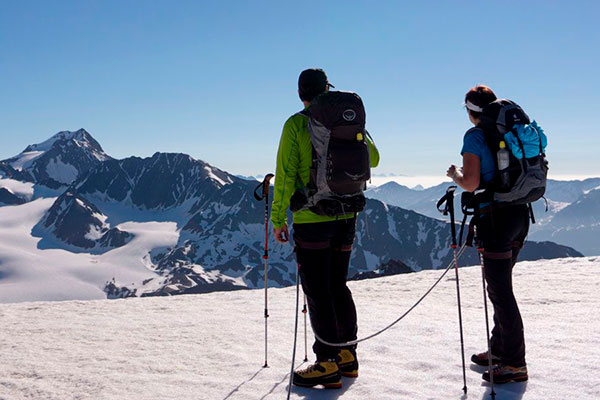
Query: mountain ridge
366,178,600,255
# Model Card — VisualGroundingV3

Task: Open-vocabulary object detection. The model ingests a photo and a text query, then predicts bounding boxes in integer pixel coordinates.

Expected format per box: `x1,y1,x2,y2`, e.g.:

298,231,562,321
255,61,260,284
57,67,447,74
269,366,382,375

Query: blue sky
1,1,598,178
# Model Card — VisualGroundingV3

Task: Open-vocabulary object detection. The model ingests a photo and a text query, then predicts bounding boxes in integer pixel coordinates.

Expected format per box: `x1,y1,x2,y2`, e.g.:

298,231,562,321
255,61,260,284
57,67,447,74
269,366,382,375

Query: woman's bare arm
447,153,481,192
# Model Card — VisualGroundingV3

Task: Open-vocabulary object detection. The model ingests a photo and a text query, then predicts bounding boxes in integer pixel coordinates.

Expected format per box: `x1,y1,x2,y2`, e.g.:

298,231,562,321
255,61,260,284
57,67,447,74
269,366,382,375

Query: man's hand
274,224,289,243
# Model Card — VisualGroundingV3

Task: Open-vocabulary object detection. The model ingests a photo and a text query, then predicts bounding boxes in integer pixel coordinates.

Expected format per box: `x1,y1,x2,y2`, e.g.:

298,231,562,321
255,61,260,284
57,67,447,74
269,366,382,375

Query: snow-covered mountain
34,190,132,252
0,161,32,182
0,130,585,302
365,181,454,219
0,162,35,205
1,257,598,399
1,129,111,189
366,178,600,255
39,159,580,298
75,152,236,209
529,186,600,255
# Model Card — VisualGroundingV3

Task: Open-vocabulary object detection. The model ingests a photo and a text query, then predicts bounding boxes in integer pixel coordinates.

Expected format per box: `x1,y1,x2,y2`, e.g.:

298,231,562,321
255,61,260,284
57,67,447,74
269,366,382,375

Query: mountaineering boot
471,351,501,367
483,364,528,384
337,349,359,378
292,360,342,389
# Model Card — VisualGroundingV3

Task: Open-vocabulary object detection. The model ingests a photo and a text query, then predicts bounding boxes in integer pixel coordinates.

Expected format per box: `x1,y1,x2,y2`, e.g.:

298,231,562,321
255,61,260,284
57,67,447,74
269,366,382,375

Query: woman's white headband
465,100,483,113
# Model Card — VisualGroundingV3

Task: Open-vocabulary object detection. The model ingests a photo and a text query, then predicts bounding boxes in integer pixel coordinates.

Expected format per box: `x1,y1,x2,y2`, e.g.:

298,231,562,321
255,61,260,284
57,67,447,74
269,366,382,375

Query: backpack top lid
308,91,366,135
480,99,530,137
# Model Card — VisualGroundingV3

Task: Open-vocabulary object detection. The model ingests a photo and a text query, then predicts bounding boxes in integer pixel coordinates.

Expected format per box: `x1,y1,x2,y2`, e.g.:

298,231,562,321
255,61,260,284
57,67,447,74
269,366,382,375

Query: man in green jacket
272,68,379,389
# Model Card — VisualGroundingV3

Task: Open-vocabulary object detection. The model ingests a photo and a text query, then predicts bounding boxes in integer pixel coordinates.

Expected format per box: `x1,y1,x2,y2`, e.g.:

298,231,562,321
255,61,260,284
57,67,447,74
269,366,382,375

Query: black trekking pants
293,218,358,361
477,204,530,367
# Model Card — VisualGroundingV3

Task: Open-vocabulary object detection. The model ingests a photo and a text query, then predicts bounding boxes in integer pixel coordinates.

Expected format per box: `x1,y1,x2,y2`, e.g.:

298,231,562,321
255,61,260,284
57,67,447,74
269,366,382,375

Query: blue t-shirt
461,127,495,184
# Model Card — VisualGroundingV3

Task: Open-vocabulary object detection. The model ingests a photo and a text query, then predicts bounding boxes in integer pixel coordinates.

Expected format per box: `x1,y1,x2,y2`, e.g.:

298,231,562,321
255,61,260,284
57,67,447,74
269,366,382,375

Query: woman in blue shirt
446,85,529,384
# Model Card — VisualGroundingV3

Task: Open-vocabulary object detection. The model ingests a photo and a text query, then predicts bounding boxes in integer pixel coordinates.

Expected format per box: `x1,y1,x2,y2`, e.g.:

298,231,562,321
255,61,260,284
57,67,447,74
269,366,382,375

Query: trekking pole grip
447,186,457,247
437,186,458,247
263,174,274,198
254,174,274,201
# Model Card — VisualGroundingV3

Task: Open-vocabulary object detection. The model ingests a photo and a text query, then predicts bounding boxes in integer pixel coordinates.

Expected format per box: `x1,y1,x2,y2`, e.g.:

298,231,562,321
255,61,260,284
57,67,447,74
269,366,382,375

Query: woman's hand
446,165,458,180
448,154,481,192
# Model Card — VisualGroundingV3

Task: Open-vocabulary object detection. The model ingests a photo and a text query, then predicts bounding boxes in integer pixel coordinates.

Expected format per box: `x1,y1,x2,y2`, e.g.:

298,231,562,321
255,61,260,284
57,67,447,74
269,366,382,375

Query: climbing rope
313,242,468,347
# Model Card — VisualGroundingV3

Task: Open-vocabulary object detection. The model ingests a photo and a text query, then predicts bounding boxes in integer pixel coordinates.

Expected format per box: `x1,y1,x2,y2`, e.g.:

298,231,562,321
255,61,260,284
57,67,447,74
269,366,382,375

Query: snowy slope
0,199,177,302
0,257,598,399
0,177,34,200
0,168,35,205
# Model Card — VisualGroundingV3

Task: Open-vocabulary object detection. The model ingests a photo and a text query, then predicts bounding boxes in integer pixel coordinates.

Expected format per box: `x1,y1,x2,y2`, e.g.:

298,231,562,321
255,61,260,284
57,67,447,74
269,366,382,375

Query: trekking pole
477,234,496,399
287,263,302,400
303,295,308,362
253,173,275,368
437,186,467,394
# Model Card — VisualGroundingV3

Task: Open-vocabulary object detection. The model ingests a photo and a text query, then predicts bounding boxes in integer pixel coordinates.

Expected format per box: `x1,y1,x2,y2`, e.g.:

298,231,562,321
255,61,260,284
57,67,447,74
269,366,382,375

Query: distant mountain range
0,129,586,301
366,178,600,256
528,184,600,255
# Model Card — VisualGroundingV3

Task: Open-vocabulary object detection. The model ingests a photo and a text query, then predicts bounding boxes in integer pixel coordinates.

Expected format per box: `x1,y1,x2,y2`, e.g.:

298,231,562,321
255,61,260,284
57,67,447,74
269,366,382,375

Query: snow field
0,257,598,399
0,178,34,200
0,199,179,302
7,151,45,171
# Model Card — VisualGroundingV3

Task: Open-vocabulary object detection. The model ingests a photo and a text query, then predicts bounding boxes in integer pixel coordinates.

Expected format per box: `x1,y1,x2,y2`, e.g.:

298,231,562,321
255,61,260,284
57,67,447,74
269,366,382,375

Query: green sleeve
271,117,300,228
367,133,380,168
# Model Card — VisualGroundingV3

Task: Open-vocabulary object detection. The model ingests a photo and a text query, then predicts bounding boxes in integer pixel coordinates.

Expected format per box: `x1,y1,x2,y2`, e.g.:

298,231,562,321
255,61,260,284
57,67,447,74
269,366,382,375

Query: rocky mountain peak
22,129,104,155
2,129,112,188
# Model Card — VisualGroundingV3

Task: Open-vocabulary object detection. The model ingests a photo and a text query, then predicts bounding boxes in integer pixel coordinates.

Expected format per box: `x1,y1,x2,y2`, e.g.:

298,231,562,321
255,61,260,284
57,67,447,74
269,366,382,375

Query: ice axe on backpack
437,186,468,394
254,173,274,368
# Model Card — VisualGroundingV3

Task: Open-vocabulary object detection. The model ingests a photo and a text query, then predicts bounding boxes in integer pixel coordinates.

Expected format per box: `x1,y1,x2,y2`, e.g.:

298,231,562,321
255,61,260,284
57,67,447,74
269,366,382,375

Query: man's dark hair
298,68,334,102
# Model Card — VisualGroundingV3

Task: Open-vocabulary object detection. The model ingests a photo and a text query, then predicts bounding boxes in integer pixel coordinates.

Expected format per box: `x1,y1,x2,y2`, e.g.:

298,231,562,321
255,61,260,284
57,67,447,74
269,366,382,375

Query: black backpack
479,99,548,205
290,91,371,216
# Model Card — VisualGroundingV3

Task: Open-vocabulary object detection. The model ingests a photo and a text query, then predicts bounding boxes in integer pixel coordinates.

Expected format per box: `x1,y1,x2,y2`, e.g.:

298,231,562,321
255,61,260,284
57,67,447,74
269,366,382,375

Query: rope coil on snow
313,243,468,347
